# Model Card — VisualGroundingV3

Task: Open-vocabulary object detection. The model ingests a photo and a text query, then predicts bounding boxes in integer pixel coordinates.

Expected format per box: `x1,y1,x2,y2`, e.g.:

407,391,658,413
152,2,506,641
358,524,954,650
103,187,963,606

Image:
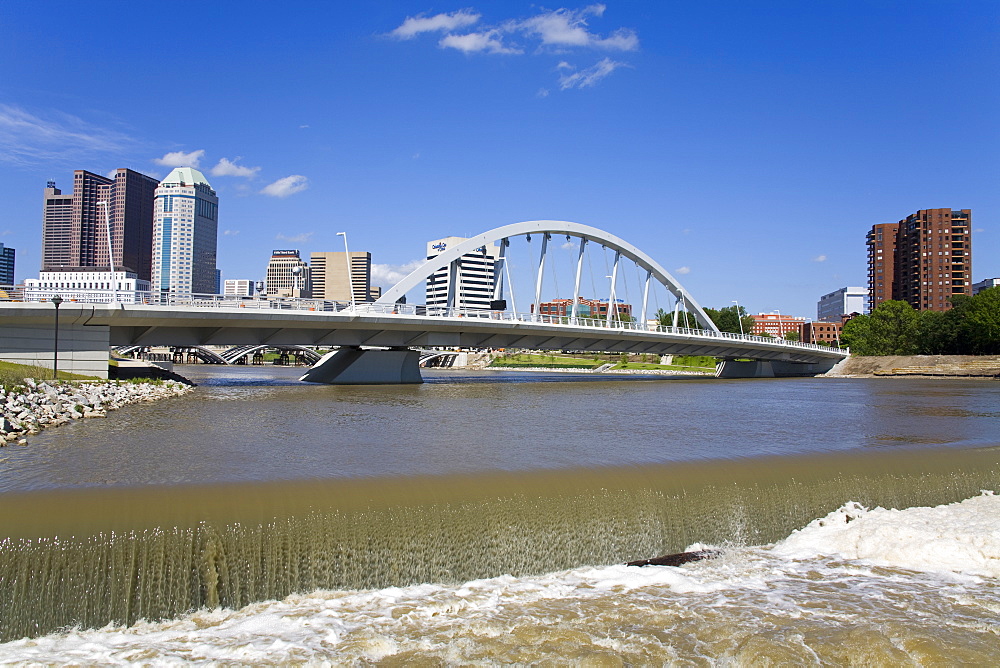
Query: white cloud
0,104,134,166
974,227,984,233
154,149,204,168
261,175,309,198
439,31,521,54
675,266,691,275
812,254,827,262
0,229,12,236
371,260,424,289
391,10,481,39
211,157,261,178
299,124,310,129
560,241,576,250
223,229,240,236
518,5,638,51
389,6,638,91
559,58,627,89
276,232,314,243
537,88,550,98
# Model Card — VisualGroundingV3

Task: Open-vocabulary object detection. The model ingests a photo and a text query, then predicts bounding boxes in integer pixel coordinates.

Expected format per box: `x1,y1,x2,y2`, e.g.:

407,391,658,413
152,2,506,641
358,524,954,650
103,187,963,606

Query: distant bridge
0,221,848,383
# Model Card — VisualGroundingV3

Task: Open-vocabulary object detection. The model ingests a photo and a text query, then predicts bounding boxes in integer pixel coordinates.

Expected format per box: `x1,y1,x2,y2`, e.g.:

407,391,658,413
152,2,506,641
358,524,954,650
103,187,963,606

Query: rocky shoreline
0,379,194,445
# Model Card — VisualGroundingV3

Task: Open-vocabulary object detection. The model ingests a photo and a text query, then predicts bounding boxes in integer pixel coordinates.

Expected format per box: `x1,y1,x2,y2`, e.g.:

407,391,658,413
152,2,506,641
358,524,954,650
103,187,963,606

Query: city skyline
2,2,996,317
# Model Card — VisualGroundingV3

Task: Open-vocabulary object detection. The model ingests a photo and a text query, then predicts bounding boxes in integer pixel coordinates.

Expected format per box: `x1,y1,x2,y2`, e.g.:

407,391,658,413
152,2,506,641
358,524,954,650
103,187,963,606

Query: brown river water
0,367,997,664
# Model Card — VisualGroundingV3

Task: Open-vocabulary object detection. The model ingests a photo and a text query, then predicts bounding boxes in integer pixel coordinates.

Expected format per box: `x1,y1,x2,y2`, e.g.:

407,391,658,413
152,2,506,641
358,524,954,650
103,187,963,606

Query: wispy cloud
519,4,638,51
812,254,828,262
439,30,521,54
155,149,204,168
223,229,240,236
0,104,134,166
261,175,309,198
559,58,627,89
391,9,481,39
675,266,691,275
275,232,314,244
390,5,637,90
371,260,424,289
211,157,260,178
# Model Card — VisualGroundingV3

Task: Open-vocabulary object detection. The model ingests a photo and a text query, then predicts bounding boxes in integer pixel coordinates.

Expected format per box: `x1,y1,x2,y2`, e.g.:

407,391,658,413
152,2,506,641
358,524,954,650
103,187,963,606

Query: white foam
1,492,997,664
772,491,1000,577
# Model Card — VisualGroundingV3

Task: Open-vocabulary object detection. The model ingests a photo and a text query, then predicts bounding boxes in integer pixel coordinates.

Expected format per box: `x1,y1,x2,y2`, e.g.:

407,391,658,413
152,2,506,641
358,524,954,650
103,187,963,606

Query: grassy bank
0,361,100,389
488,353,716,372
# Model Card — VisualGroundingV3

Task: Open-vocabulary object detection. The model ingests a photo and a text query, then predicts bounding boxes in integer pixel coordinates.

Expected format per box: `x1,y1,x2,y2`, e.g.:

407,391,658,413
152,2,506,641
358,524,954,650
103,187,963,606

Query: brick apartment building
867,209,972,312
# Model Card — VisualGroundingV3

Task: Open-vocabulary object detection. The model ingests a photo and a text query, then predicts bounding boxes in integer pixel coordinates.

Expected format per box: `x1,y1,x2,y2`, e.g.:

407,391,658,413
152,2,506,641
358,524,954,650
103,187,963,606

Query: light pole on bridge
336,232,356,312
732,299,745,336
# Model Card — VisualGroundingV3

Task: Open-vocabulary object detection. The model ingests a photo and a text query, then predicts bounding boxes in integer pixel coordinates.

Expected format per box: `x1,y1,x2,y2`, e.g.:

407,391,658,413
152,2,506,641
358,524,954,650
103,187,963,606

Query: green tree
784,330,800,342
956,287,1000,354
916,308,957,354
704,305,755,335
655,308,701,329
842,300,919,355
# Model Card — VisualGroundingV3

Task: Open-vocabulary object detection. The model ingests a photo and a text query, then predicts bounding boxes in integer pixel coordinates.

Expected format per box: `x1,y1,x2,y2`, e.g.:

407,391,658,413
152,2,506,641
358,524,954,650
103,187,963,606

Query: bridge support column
716,358,839,378
300,347,423,385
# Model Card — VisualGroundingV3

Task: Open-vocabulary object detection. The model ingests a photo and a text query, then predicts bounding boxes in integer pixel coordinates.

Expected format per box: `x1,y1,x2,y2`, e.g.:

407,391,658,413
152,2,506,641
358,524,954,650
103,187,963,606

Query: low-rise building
224,279,255,297
972,278,999,295
751,313,806,339
802,320,842,346
817,286,867,322
24,268,150,303
535,297,632,320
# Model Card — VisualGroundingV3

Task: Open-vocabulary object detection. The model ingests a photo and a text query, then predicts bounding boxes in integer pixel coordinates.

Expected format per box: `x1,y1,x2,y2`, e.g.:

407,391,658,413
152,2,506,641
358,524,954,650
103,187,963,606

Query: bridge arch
375,220,720,332
221,344,322,365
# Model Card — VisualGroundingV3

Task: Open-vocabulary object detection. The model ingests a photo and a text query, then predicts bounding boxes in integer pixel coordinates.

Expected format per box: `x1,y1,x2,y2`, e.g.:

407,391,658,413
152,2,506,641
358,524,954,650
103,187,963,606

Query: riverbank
824,355,1000,378
0,378,194,444
486,365,713,376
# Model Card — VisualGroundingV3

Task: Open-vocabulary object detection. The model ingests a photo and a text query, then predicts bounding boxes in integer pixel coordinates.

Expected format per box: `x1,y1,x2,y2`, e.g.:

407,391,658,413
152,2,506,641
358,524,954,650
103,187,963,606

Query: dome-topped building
151,167,219,295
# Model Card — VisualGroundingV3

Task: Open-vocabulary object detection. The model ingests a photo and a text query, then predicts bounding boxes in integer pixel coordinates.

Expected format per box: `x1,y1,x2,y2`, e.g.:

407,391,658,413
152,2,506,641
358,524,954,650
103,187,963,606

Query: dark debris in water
626,549,721,568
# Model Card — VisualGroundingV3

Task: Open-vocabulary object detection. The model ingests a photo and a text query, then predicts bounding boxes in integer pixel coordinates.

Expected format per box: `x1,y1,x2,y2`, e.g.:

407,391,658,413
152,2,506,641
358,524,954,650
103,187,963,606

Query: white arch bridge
0,221,847,383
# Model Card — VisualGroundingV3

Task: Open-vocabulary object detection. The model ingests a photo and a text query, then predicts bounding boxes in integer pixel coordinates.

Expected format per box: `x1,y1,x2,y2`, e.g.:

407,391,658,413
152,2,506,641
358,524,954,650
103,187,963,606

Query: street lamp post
51,294,63,380
732,299,745,336
336,232,356,312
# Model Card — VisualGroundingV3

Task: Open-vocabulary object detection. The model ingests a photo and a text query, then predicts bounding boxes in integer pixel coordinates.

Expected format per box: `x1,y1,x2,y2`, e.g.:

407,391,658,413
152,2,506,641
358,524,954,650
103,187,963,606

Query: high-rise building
868,209,973,312
265,250,310,298
425,236,499,310
894,209,972,311
151,167,219,295
42,170,159,279
310,251,373,302
866,222,898,312
224,279,255,297
41,181,73,271
816,287,867,322
0,243,14,285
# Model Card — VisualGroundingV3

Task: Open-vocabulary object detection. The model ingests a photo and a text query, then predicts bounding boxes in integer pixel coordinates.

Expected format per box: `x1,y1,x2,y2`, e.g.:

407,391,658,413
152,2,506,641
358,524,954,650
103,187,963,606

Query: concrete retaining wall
0,323,110,378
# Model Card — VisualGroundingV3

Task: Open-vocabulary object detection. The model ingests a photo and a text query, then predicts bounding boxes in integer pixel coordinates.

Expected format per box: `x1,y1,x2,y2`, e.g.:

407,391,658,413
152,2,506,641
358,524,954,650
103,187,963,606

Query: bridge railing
1,285,844,355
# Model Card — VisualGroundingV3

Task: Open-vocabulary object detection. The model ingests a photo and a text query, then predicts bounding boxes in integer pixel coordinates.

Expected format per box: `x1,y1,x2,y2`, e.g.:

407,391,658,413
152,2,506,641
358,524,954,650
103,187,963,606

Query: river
0,366,997,663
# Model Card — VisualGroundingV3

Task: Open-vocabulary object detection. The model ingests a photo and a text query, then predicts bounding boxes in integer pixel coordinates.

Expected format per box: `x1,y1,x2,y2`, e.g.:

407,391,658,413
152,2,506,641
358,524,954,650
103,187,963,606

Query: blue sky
1,1,997,317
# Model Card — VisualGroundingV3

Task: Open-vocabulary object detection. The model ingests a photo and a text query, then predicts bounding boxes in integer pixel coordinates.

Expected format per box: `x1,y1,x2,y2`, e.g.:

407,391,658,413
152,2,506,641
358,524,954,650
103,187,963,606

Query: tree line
653,287,1000,356
841,287,1000,355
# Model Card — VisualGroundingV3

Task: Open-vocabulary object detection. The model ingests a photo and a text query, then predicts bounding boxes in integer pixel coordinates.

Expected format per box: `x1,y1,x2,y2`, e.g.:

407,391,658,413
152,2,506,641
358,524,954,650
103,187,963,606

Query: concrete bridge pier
716,358,838,379
300,347,423,385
